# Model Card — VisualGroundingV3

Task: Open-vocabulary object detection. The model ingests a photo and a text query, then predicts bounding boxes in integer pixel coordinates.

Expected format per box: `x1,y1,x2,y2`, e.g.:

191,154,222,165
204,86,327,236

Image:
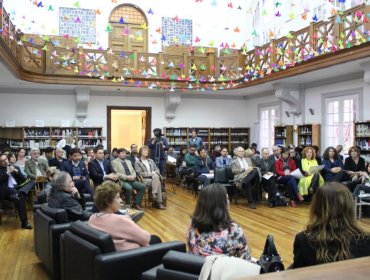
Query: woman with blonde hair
292,182,370,268
298,146,324,196
135,145,166,209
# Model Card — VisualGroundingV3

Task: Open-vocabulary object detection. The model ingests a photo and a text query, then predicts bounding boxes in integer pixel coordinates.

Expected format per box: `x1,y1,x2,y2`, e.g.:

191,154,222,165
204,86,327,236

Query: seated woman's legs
354,184,370,196
310,173,320,194
328,170,346,183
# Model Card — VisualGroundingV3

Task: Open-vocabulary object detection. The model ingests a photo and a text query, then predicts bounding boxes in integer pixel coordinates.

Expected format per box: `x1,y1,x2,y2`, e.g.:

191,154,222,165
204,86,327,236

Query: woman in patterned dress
187,183,251,260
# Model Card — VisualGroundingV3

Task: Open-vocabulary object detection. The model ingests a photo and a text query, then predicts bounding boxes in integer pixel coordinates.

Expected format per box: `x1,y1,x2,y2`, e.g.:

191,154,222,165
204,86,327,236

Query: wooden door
108,5,148,53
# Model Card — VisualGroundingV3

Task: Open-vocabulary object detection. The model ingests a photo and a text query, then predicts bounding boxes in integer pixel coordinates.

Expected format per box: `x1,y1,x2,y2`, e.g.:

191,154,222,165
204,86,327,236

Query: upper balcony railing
0,0,370,91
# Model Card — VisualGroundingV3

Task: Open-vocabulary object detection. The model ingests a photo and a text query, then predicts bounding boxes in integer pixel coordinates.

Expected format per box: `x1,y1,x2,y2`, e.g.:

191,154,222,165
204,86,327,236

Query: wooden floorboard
1,181,370,279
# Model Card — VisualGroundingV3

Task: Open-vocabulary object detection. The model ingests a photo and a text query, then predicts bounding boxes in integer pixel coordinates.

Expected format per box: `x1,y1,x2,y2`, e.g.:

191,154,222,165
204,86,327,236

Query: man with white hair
25,148,49,180
231,146,259,209
48,147,67,169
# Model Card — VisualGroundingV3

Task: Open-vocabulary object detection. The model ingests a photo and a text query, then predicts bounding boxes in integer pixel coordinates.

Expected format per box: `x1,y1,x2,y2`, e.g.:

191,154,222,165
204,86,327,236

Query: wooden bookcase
0,126,105,154
354,121,370,154
297,124,321,147
274,125,293,147
163,127,250,152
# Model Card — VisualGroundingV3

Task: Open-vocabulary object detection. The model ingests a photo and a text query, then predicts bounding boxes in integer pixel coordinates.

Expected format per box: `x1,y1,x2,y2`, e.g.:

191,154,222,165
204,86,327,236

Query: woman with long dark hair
321,146,345,182
187,184,251,259
292,182,370,268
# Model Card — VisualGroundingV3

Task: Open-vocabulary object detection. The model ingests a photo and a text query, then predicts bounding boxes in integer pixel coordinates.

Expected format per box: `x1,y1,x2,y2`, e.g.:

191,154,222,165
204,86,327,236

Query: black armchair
141,250,205,280
33,204,70,279
60,220,187,280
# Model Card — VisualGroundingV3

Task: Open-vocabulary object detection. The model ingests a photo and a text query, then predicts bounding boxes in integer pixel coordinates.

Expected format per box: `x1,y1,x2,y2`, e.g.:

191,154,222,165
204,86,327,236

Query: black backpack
259,235,285,274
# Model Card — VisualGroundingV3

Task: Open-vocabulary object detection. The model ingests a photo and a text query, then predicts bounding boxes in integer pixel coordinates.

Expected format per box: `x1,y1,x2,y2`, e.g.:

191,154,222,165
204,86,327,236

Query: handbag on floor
258,235,285,274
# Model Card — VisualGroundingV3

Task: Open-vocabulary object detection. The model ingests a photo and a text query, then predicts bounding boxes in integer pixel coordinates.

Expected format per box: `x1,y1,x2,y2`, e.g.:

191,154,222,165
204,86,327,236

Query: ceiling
0,55,369,100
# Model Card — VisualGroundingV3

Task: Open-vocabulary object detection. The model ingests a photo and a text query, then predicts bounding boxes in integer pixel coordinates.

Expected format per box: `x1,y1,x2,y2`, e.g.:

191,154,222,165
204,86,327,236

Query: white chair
354,194,370,219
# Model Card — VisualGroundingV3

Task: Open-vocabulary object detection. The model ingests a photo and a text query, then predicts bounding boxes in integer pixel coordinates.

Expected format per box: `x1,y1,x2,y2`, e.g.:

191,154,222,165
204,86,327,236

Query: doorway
107,106,151,152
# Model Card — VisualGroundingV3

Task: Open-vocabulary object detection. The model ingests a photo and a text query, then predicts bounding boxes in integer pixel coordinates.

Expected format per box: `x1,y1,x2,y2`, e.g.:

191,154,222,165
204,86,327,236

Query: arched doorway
108,4,148,53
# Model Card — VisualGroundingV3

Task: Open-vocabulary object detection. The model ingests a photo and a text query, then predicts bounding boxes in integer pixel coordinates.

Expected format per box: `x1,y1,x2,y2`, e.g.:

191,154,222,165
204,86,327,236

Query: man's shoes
130,211,144,223
248,202,256,209
132,204,143,211
21,221,33,229
268,201,275,208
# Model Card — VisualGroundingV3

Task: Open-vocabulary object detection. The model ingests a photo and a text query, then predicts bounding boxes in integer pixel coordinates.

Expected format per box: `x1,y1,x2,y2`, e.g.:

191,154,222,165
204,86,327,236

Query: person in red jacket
275,149,304,207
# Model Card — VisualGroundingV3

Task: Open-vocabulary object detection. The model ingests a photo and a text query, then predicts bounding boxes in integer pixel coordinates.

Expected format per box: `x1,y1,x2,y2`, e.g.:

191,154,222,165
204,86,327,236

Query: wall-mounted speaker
309,108,314,115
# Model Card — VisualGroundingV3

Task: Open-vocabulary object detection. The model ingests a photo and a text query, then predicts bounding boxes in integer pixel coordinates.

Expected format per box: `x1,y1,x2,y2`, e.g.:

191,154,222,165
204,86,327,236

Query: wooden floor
1,181,370,280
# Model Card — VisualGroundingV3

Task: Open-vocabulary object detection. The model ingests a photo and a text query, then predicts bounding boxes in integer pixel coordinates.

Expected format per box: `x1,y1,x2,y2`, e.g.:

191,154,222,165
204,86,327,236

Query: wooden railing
0,0,370,89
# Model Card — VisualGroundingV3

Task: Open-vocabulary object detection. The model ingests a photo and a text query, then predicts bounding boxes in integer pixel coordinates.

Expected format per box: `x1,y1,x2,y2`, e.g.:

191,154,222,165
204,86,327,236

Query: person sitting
215,147,232,168
269,145,281,162
298,146,324,196
176,146,188,181
211,145,221,162
275,149,303,207
165,146,178,178
15,148,27,177
187,183,251,259
322,146,345,182
61,148,93,196
194,147,214,188
126,144,140,167
0,154,33,229
88,147,118,188
36,167,58,204
7,152,35,194
256,148,278,208
109,148,118,161
88,181,160,251
56,134,76,156
231,146,259,209
290,148,302,171
244,148,257,166
353,162,370,197
135,145,166,210
25,148,49,180
48,147,68,170
184,144,198,169
111,148,145,211
344,146,366,192
48,171,91,221
188,129,203,149
312,145,322,165
292,182,370,269
336,144,344,162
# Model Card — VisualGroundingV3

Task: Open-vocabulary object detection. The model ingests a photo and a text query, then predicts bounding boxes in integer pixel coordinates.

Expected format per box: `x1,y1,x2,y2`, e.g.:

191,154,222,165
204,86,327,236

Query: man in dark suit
48,147,68,169
0,154,32,229
61,148,93,196
256,148,278,208
88,147,118,188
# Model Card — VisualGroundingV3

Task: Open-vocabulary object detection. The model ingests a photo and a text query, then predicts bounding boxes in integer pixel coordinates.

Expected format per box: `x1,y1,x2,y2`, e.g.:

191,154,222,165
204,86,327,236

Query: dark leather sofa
33,204,70,279
141,250,204,280
60,220,187,280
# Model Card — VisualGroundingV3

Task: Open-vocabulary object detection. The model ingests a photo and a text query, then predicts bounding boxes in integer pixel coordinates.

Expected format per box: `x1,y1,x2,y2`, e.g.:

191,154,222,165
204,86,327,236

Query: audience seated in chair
256,148,278,208
336,144,344,162
298,146,324,196
275,149,303,207
231,146,259,209
89,181,161,252
0,154,33,229
322,146,346,183
15,148,27,177
344,146,367,192
187,183,251,259
215,147,232,168
111,148,145,211
185,144,198,169
36,167,58,204
165,146,178,178
88,147,118,188
292,182,370,269
127,144,140,167
211,145,221,162
135,145,166,210
25,148,49,180
194,148,214,188
353,162,370,197
48,171,91,221
269,145,281,162
61,148,93,196
7,152,35,195
48,147,68,170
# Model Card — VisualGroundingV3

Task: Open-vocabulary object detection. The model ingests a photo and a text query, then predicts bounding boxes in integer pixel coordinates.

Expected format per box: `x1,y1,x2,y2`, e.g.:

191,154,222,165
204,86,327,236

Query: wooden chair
35,176,47,195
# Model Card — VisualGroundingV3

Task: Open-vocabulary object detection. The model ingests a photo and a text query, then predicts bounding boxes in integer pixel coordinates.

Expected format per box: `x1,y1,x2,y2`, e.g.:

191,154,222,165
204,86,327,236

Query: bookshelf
0,127,105,154
274,125,293,147
163,127,250,152
297,124,321,147
354,121,370,153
